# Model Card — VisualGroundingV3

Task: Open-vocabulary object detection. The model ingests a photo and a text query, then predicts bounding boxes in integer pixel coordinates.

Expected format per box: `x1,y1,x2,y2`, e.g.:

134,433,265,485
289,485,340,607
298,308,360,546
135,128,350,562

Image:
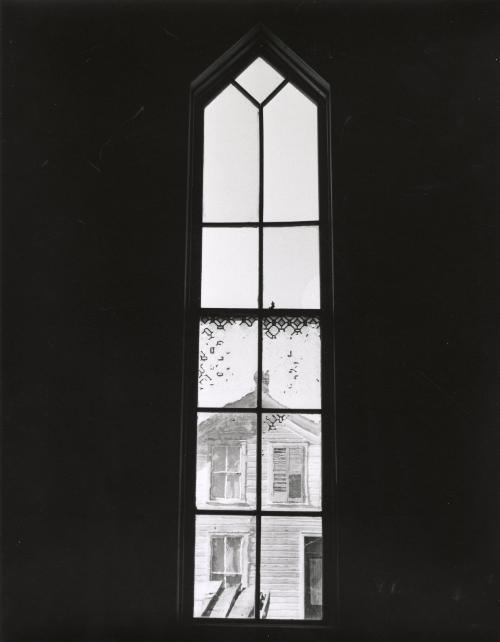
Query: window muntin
184,29,334,625
235,57,284,104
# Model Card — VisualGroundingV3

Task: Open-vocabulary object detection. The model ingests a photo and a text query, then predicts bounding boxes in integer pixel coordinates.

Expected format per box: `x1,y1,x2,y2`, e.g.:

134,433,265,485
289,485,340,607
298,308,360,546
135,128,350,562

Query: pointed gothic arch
179,25,337,630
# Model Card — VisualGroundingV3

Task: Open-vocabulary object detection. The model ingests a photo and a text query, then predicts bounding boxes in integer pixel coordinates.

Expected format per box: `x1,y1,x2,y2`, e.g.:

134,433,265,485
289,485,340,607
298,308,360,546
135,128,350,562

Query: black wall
2,2,499,640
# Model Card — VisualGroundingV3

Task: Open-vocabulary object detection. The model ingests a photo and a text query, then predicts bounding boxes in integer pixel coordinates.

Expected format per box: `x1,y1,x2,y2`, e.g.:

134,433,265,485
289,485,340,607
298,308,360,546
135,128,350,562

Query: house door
304,536,323,619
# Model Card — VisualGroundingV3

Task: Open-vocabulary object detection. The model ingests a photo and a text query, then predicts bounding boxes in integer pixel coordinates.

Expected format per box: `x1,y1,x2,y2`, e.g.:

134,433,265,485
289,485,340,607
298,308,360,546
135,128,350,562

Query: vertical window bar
254,102,264,621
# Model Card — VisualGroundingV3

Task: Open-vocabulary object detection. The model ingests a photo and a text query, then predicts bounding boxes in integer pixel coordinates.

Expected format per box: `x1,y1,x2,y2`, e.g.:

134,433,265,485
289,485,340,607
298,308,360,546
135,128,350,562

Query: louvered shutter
272,446,288,502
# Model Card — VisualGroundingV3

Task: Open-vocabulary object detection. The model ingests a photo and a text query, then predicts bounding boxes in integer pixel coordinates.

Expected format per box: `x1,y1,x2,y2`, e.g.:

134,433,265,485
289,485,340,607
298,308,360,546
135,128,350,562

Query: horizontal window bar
197,407,322,414
192,619,327,626
196,509,323,517
200,308,322,316
191,619,328,627
202,221,319,228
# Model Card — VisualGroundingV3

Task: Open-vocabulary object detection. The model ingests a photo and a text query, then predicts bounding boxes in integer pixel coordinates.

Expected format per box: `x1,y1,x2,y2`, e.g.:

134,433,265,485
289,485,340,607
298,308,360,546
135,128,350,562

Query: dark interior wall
1,1,498,640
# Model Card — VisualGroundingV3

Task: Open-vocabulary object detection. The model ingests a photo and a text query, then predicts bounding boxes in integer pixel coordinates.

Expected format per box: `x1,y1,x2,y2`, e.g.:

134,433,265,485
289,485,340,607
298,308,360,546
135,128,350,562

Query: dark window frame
178,24,337,634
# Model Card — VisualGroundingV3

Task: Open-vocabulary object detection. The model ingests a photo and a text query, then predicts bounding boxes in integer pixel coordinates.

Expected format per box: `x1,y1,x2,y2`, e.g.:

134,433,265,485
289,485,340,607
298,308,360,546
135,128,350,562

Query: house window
210,536,243,588
181,25,335,625
272,446,305,503
210,445,243,501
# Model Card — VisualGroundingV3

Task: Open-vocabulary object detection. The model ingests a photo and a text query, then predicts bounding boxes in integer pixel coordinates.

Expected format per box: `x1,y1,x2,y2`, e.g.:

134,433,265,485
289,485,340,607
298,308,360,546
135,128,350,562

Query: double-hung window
180,25,335,626
210,536,243,588
210,445,244,502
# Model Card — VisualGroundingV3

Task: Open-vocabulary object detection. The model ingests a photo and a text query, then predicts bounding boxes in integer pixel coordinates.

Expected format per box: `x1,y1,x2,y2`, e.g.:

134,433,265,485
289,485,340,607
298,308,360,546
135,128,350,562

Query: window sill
205,501,251,507
263,503,318,509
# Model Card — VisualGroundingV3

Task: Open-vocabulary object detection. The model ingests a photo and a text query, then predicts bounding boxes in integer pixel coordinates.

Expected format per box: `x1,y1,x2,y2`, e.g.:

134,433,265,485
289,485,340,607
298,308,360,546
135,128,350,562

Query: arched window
179,25,335,627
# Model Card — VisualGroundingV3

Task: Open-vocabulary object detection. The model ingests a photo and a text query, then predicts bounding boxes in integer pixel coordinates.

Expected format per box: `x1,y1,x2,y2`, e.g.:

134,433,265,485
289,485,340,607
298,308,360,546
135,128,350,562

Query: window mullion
254,100,264,622
224,447,228,500
223,536,227,588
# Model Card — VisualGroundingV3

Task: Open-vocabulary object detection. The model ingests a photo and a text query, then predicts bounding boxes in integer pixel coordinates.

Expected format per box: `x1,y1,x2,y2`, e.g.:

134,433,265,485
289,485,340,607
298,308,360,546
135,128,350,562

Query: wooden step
229,587,255,618
209,585,241,618
197,580,223,617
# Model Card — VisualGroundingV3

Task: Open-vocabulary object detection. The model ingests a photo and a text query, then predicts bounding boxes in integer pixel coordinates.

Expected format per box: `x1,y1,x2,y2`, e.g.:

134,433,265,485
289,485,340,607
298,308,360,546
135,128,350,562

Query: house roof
198,373,320,441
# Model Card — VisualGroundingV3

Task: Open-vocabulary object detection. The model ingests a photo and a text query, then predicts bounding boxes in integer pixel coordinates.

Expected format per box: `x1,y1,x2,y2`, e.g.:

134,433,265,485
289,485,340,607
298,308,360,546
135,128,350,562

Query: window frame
178,24,337,633
209,442,247,504
210,534,244,588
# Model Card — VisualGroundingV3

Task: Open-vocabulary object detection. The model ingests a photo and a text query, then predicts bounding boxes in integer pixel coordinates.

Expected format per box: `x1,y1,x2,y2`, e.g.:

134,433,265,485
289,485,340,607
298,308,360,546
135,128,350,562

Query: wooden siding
194,515,256,617
198,415,321,511
261,516,322,619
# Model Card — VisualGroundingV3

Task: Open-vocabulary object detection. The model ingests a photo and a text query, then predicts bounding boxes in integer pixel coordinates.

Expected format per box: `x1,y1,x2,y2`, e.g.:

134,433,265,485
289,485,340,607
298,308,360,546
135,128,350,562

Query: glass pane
210,473,226,500
227,446,241,472
211,538,225,573
235,57,284,104
260,516,322,620
226,474,241,499
289,474,302,499
262,414,321,511
196,412,257,509
198,317,258,408
203,85,259,222
211,572,224,583
211,446,225,472
263,84,319,221
263,226,320,308
194,515,256,618
226,537,242,573
201,228,258,308
289,447,304,473
262,317,321,409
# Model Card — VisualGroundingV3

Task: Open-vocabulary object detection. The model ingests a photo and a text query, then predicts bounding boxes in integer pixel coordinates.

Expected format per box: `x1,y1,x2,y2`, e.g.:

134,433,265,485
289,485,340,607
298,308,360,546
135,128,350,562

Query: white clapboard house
194,374,323,619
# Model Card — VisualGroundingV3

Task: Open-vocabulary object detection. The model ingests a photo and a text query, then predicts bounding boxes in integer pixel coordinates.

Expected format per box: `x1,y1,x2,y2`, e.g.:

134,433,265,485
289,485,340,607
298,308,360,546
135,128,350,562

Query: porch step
209,585,240,618
230,587,255,618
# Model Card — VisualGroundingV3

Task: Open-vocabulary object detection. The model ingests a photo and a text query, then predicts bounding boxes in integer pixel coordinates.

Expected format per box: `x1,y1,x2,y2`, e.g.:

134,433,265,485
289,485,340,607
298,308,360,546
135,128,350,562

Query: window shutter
272,447,288,502
288,446,304,501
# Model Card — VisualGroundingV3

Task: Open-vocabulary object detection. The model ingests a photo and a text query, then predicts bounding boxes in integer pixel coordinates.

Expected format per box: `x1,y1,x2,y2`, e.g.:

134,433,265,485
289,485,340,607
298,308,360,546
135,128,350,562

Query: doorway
304,536,323,619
